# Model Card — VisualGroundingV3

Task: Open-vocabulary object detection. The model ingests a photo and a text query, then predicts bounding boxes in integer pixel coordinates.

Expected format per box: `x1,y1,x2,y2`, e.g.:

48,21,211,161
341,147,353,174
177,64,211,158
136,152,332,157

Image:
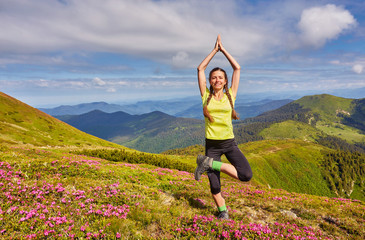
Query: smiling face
209,69,227,92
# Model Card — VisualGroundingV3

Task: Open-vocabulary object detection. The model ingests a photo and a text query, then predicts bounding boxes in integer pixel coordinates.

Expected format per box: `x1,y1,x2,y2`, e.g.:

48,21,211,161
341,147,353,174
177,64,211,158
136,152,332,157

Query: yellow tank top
202,87,235,140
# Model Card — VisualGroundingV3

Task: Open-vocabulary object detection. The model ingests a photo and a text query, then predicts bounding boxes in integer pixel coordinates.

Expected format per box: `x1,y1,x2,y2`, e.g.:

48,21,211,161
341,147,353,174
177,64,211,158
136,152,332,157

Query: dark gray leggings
205,138,252,195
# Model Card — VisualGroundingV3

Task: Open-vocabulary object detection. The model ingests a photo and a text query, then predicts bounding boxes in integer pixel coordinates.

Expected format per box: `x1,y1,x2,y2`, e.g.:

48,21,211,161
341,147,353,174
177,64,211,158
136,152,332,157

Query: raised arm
218,39,241,99
197,36,220,97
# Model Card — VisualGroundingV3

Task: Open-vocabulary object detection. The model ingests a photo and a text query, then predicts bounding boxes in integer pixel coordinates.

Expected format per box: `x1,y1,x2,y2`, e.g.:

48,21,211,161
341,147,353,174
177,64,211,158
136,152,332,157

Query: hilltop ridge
0,91,117,148
238,94,365,149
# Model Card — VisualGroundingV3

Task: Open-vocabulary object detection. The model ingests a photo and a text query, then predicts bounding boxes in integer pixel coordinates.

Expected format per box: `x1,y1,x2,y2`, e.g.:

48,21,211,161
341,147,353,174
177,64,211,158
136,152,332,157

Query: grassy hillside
295,95,365,144
259,120,325,142
119,122,204,153
163,139,365,201
0,92,364,239
0,92,117,148
240,140,333,197
1,145,363,239
295,94,353,122
239,94,365,149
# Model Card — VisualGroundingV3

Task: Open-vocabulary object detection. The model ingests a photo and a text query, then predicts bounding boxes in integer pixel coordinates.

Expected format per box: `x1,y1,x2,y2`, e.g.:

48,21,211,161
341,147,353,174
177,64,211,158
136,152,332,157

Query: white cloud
34,79,49,87
298,4,357,47
329,60,341,65
0,0,359,69
92,77,106,86
69,81,87,88
0,0,290,67
1,0,363,104
107,88,116,93
116,81,128,86
172,51,190,68
352,64,363,74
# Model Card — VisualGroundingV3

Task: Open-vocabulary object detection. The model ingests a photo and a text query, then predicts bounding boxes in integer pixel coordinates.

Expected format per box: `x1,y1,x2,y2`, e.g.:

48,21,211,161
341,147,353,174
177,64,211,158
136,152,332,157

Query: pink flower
116,232,121,238
221,231,229,238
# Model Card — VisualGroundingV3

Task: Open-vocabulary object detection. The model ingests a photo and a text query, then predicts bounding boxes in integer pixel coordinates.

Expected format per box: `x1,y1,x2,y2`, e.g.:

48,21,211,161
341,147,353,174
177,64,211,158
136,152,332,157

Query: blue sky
0,0,364,107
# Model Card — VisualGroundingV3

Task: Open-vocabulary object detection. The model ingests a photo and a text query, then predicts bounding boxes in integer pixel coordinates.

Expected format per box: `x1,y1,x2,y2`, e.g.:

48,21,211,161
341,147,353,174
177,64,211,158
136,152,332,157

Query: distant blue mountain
40,97,198,116
40,98,293,120
53,98,293,153
56,110,204,153
39,87,365,117
39,102,126,116
53,92,365,153
176,99,293,119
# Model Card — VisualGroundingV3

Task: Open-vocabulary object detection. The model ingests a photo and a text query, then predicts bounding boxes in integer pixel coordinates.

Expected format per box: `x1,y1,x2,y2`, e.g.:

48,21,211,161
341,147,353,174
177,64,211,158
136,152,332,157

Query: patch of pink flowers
0,159,129,239
173,215,332,239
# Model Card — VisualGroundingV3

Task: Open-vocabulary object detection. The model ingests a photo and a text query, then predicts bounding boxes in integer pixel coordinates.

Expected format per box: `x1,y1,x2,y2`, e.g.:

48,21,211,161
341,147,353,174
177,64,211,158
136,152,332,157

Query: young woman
195,35,253,220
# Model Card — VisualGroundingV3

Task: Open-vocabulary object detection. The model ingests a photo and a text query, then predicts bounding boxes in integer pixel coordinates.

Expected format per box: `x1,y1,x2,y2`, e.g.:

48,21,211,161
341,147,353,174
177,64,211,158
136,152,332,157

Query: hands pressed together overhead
197,34,241,98
214,34,225,52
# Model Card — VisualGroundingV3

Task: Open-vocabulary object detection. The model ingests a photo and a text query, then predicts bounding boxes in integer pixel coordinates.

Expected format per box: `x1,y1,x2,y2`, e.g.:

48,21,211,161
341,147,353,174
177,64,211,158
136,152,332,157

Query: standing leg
205,140,230,219
212,192,225,209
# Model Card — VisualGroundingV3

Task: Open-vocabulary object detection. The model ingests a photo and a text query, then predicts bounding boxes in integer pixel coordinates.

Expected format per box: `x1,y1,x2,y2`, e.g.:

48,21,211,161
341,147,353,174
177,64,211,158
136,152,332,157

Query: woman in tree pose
195,35,252,220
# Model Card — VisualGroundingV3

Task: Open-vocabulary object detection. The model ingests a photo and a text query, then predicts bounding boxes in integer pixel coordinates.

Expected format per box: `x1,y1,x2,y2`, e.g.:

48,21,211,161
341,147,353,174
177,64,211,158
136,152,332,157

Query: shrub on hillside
321,150,365,200
73,149,195,173
317,135,365,153
234,122,269,144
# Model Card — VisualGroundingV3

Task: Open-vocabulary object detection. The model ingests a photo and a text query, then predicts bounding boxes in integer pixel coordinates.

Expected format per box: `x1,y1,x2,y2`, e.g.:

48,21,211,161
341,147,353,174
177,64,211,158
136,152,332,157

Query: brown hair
203,67,239,122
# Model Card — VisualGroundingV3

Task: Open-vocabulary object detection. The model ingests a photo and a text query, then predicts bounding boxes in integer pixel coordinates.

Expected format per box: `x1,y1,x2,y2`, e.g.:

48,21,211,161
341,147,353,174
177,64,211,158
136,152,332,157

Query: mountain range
39,97,198,116
56,110,204,153
175,99,293,119
55,94,365,155
39,97,293,119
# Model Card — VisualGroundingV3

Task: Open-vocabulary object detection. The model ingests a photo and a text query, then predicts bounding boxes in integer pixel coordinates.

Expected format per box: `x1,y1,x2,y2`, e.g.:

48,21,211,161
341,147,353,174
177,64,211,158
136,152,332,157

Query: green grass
240,139,335,197
1,91,364,238
119,124,204,153
0,145,364,239
259,120,324,142
162,139,365,201
295,94,353,123
0,92,118,148
316,121,365,143
250,94,365,147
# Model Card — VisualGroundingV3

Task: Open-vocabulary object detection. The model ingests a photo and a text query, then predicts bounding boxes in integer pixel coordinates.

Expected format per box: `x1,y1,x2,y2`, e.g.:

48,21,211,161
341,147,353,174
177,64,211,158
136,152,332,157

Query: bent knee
238,170,252,182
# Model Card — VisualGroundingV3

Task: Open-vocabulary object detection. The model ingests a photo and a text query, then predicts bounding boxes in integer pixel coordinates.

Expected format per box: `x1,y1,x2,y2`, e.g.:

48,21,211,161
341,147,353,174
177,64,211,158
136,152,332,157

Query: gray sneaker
194,155,213,181
217,210,229,220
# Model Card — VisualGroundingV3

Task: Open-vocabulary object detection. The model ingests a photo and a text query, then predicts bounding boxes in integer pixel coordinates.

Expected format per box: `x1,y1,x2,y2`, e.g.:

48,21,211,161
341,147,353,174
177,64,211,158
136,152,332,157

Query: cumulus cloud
352,64,363,74
0,0,359,69
298,4,357,47
0,0,363,104
0,0,290,67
